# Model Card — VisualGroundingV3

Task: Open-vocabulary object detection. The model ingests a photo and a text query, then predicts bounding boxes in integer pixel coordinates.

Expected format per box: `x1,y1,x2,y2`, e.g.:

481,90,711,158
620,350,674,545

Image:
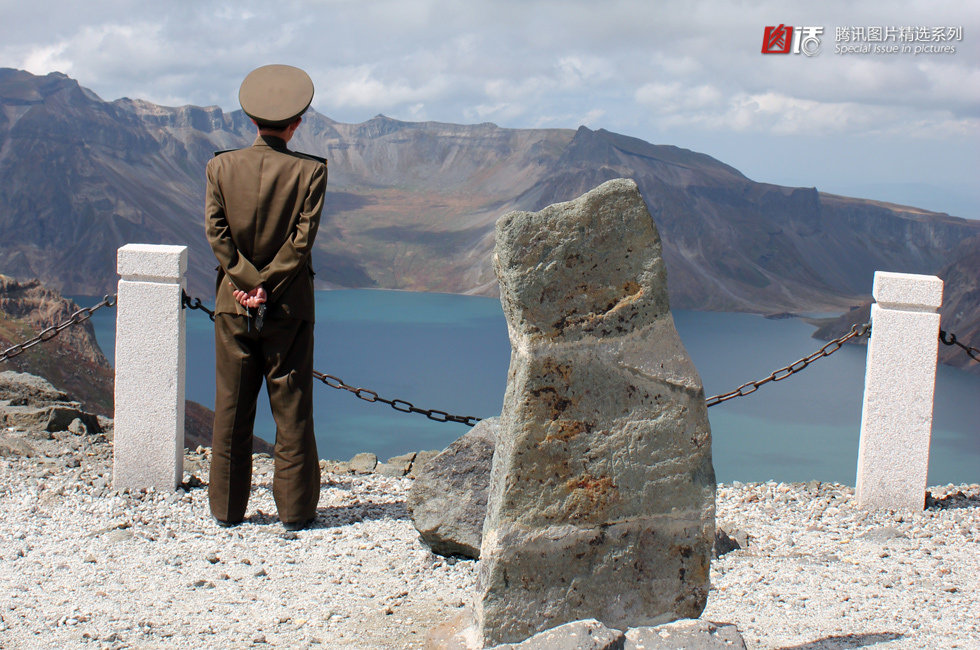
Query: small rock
859,526,904,542
387,452,417,474
107,529,134,543
625,619,747,649
181,475,204,490
350,452,378,474
728,529,751,549
713,528,741,558
375,462,405,477
0,434,37,458
496,618,625,649
45,406,100,434
326,461,352,474
84,554,97,563
408,450,441,478
206,553,220,564
68,418,88,436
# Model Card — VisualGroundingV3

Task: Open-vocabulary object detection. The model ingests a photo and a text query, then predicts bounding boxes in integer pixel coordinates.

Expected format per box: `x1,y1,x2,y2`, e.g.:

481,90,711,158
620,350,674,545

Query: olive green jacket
205,135,327,321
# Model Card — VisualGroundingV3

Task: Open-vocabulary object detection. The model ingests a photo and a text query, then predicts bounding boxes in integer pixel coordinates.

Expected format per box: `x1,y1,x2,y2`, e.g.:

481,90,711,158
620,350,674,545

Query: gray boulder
408,418,498,558
0,433,37,457
624,620,746,649
477,179,716,646
0,403,101,434
0,371,68,404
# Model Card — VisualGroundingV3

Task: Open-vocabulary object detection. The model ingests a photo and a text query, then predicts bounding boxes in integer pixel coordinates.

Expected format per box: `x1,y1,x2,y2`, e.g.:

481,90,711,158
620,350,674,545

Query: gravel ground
703,481,979,649
0,428,977,649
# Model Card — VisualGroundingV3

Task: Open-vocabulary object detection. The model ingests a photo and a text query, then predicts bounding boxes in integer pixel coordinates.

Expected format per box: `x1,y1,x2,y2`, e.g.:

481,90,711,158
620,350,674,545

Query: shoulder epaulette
296,152,327,165
212,149,325,165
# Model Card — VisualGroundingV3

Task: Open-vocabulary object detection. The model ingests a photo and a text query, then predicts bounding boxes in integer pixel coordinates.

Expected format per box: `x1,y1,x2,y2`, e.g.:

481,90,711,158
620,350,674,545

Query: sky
2,0,978,219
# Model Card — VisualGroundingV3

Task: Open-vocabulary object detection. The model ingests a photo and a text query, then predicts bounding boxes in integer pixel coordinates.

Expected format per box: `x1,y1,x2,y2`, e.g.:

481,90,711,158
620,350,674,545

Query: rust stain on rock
564,474,619,520
528,386,577,421
544,419,590,443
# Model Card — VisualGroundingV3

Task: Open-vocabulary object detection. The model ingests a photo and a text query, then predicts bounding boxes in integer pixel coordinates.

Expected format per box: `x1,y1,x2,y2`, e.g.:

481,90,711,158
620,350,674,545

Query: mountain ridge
1,68,977,328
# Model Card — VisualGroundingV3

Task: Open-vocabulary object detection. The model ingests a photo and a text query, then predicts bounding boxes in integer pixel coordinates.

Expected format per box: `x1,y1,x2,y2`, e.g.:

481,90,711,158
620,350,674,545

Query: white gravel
703,481,979,649
0,429,977,649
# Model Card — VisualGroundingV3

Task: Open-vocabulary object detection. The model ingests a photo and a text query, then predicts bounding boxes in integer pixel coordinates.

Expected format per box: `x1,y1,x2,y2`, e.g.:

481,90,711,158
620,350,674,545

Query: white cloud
0,0,977,213
21,43,73,76
326,65,449,109
635,82,724,113
580,108,606,127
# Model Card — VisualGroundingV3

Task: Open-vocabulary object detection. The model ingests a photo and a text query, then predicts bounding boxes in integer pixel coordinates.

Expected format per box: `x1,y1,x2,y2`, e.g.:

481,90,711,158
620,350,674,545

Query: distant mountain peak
0,68,977,343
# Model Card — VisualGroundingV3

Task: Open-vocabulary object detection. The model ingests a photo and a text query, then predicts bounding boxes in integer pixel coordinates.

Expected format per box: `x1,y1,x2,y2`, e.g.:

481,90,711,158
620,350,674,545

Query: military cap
238,64,314,128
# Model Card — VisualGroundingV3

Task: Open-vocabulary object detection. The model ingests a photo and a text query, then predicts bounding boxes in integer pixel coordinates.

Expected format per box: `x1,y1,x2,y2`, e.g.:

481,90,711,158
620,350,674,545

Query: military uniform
204,65,326,528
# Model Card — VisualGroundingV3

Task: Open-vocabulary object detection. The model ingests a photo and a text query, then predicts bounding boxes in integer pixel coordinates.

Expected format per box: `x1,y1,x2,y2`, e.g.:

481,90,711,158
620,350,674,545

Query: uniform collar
253,134,290,152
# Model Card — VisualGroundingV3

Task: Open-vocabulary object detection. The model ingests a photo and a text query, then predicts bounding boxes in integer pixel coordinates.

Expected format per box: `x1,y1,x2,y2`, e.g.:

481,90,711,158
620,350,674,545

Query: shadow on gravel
234,501,410,529
926,490,979,510
777,632,904,649
313,501,411,528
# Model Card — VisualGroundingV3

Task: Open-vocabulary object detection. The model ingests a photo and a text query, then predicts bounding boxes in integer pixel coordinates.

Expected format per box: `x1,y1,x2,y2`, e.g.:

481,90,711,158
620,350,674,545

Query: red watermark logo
762,25,824,56
762,24,793,53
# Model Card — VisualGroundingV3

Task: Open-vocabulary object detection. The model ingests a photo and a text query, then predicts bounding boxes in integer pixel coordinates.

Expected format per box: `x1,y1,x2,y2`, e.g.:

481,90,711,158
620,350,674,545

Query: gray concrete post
856,271,943,510
113,244,187,491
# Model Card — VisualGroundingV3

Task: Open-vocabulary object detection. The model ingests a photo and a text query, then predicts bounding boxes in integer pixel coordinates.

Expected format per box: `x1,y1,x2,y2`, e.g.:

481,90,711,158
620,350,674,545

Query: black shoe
214,517,241,528
282,517,314,532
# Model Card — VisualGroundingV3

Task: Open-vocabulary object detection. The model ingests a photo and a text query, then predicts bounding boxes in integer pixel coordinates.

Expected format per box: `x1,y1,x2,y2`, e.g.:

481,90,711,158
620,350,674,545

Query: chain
181,289,216,321
1,295,117,363
313,370,482,427
178,291,481,427
6,288,974,423
705,322,871,408
939,329,979,363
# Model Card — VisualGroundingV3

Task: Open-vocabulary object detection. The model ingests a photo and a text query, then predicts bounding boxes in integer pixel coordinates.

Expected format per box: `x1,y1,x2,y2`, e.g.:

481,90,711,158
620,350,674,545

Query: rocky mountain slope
1,68,977,324
813,234,980,374
0,274,114,414
0,274,248,446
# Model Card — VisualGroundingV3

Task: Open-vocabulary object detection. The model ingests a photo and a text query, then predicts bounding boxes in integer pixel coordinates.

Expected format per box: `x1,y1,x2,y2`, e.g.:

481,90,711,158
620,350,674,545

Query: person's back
205,64,326,532
207,136,325,321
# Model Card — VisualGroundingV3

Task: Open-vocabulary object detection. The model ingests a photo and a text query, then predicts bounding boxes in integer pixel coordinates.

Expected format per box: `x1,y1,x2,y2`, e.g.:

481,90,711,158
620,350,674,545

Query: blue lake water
81,289,979,485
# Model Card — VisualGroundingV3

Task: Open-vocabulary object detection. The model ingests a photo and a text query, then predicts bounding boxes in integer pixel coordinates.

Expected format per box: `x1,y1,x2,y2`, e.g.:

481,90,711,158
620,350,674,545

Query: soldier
205,64,326,531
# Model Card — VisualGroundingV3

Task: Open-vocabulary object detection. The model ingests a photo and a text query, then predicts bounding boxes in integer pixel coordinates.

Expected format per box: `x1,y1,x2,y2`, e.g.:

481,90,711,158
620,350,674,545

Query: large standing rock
408,418,498,558
477,178,715,646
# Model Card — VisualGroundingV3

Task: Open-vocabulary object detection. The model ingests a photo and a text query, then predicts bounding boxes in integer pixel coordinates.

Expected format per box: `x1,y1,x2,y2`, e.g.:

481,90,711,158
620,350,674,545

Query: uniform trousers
209,313,320,524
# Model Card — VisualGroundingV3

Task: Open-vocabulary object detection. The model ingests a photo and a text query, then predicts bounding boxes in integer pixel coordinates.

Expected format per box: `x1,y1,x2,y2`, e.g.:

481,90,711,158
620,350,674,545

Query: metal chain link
181,289,216,321
179,290,481,426
939,329,979,363
313,370,482,427
0,295,117,363
705,322,871,408
11,288,971,423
